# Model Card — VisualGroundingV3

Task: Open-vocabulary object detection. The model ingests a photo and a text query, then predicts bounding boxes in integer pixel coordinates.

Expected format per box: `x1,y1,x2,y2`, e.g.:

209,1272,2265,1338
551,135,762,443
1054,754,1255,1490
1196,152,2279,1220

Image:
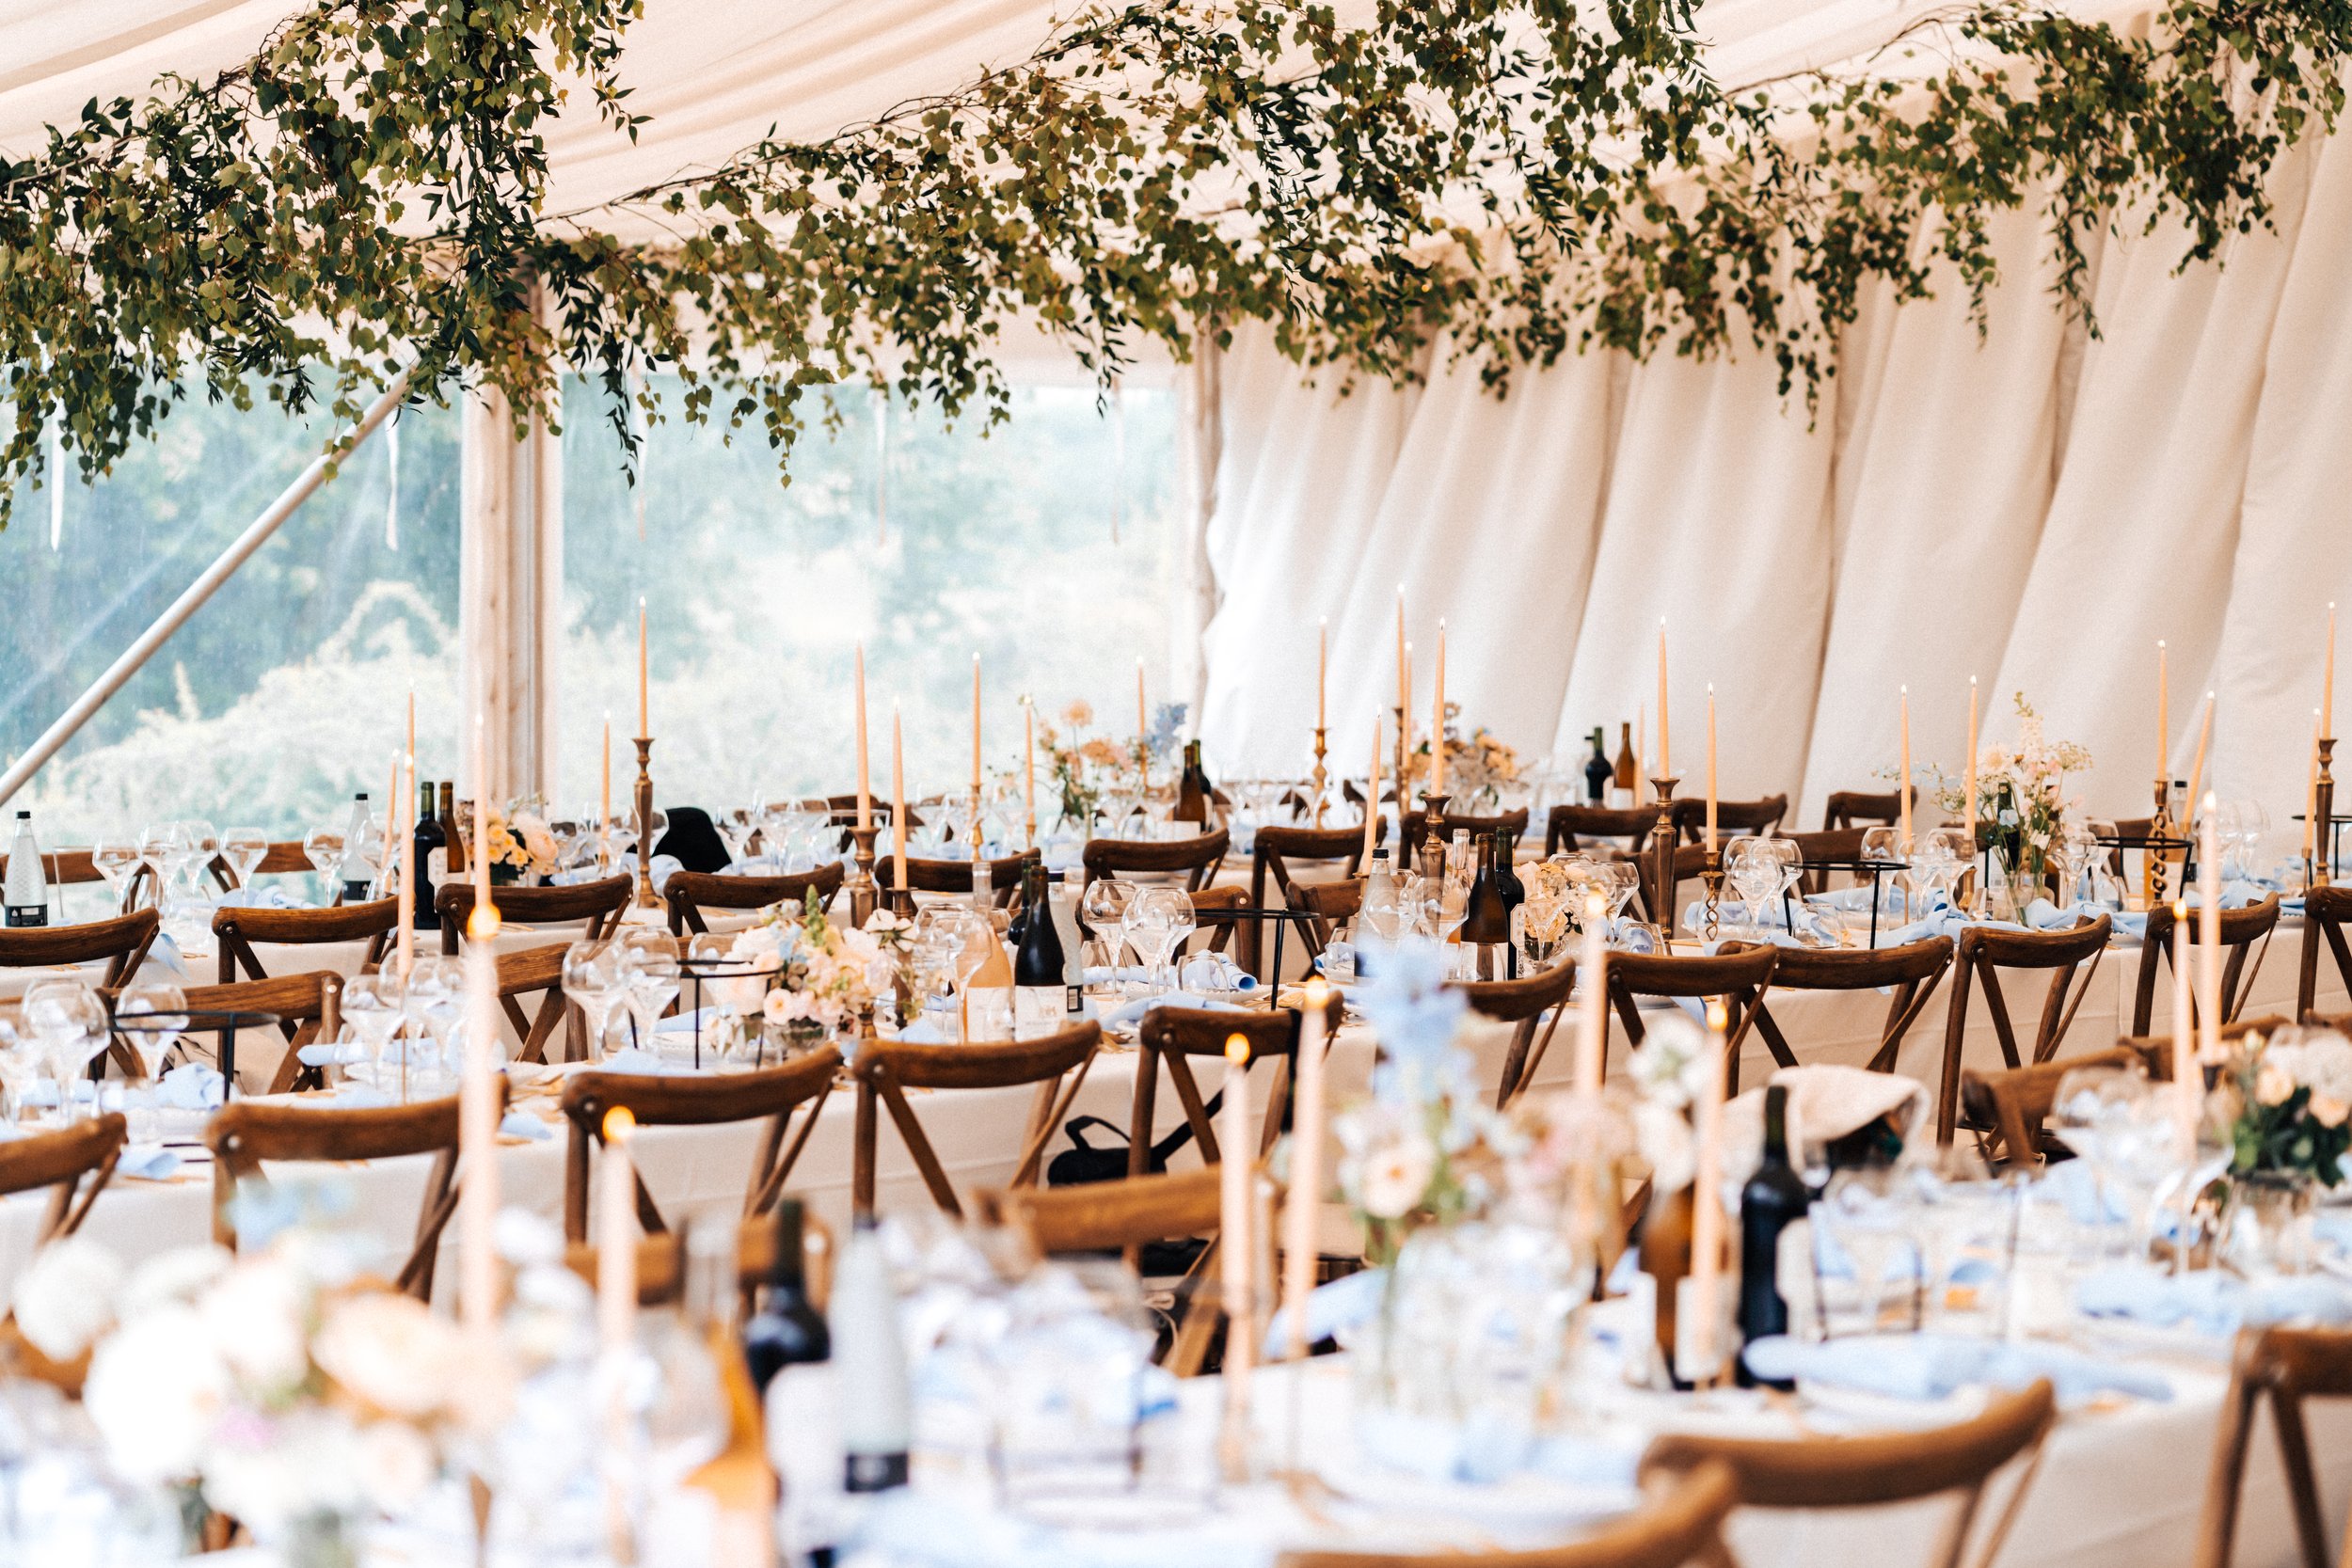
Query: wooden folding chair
1285,876,1364,964
2197,1325,2352,1568
1684,794,1789,843
1454,960,1579,1108
1786,828,1867,895
1400,807,1530,864
664,864,845,935
208,1086,507,1300
2127,893,2280,1035
851,1022,1101,1219
213,896,397,984
1246,824,1372,978
1175,884,1252,960
207,841,318,895
1823,788,1912,831
1934,915,2112,1144
1641,1382,2054,1568
559,1047,843,1242
1605,943,1780,1092
0,907,159,990
483,942,580,1064
436,874,632,955
1128,994,1342,1178
149,970,337,1094
1748,936,1954,1076
1548,802,1692,857
1281,1461,1739,1568
884,850,1038,907
2296,885,2352,1024
1081,829,1231,894
0,1112,127,1246
1960,1047,2148,1170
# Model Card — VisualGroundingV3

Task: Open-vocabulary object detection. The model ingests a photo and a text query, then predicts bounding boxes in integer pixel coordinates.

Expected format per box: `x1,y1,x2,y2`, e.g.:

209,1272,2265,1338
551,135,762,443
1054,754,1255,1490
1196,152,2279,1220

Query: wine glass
23,979,108,1122
341,974,406,1092
1765,836,1806,934
221,827,269,895
1724,836,1776,939
1818,1166,1905,1336
1600,860,1641,932
563,940,631,1059
1124,887,1195,992
1420,875,1468,972
182,819,221,894
2049,1060,2151,1258
0,1025,35,1128
620,929,683,1056
113,982,189,1083
302,825,347,902
1081,879,1137,964
404,956,469,1089
90,834,140,911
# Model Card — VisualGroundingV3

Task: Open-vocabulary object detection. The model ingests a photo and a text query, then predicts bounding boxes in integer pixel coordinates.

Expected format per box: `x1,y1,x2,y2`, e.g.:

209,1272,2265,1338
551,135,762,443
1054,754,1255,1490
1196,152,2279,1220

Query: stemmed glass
135,822,180,908
1081,879,1138,973
1421,874,1468,973
620,929,683,1056
1724,836,1776,940
340,974,407,1095
562,941,632,1060
221,827,269,895
302,824,347,903
2049,1061,2153,1258
1763,836,1805,935
1859,826,1909,919
182,820,221,895
404,957,469,1088
23,979,108,1123
1600,860,1641,938
1124,887,1195,992
113,983,188,1084
0,1024,35,1128
90,834,140,912
1818,1166,1905,1336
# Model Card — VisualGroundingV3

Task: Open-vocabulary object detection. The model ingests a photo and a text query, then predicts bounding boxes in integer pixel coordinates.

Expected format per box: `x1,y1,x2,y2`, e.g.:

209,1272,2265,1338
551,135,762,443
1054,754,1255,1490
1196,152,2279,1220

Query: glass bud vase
2226,1170,2318,1276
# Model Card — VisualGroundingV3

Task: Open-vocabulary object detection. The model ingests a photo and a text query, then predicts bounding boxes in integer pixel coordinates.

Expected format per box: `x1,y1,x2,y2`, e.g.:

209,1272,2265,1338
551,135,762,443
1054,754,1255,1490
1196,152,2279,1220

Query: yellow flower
2257,1064,2297,1107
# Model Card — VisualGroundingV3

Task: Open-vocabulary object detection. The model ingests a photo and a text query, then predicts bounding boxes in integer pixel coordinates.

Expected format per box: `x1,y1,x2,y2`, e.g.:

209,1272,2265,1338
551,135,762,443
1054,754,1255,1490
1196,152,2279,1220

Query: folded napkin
850,1489,1272,1568
1352,1404,1644,1489
499,1110,552,1141
588,1047,667,1075
1179,954,1256,992
156,1063,224,1111
1739,1333,2172,1405
647,853,684,895
140,933,188,978
2022,898,2137,939
1102,990,1246,1029
295,1037,368,1068
1610,919,1659,953
326,1085,393,1109
216,885,305,910
1684,898,1836,945
2074,1263,2352,1337
1265,1265,1388,1351
119,1144,185,1180
654,1006,722,1036
1082,965,1156,985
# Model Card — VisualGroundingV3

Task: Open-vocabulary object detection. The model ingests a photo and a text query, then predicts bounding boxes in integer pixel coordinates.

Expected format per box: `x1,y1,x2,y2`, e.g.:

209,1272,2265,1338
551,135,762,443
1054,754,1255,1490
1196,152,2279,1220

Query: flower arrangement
1933,693,2090,911
1144,701,1189,769
2222,1026,2352,1186
1406,704,1521,810
458,795,563,883
1036,702,1129,825
725,893,902,1033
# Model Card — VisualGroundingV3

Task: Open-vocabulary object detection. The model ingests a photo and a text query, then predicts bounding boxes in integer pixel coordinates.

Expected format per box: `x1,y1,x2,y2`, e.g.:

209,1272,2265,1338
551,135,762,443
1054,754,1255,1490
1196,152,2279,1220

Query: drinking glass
302,825,347,902
2049,1061,2151,1258
562,940,631,1059
405,957,469,1086
90,834,140,911
1765,837,1806,932
181,820,221,893
114,983,188,1082
1120,888,1180,991
1724,836,1776,938
23,979,108,1122
340,974,406,1093
221,827,269,893
1601,860,1641,931
620,929,683,1055
1081,879,1138,967
1859,826,1909,918
1818,1166,1904,1336
0,1027,35,1128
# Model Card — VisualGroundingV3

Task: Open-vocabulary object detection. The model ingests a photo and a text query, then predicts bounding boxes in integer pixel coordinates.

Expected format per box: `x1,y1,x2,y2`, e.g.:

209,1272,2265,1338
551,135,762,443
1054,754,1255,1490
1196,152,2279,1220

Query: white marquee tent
5,0,2347,831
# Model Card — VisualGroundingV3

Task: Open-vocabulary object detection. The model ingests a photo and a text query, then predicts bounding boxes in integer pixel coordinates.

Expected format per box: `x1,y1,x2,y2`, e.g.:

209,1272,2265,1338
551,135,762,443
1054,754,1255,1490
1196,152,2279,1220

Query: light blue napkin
2023,898,2135,939
1611,920,1659,953
295,1038,367,1068
2074,1263,2352,1336
1353,1404,1642,1487
1739,1333,2173,1404
1265,1266,1387,1350
216,885,305,910
588,1047,666,1075
1683,899,1836,945
156,1063,224,1110
1178,954,1257,992
851,1490,1272,1568
119,1144,184,1180
1103,990,1246,1029
498,1111,552,1142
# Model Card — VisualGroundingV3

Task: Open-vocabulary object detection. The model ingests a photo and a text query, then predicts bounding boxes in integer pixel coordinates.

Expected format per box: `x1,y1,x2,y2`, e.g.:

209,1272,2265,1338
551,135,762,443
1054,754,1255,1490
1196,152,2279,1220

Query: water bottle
4,813,48,927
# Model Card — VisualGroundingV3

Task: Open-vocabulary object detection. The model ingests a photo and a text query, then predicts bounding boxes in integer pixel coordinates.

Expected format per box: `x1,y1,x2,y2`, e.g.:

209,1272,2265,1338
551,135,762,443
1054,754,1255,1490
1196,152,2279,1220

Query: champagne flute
562,940,631,1059
221,828,269,895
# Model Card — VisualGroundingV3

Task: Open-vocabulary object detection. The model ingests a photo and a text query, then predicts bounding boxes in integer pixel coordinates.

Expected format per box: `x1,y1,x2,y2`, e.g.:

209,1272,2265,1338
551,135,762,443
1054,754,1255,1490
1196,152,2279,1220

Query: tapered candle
381,755,400,888
1218,1034,1257,1476
2156,640,2169,781
971,653,983,798
1686,1000,1728,1379
599,713,612,854
855,643,872,831
2185,692,2215,820
637,598,648,739
2328,603,2338,741
892,705,909,895
1317,619,1327,732
596,1106,637,1558
1401,641,1413,759
1963,677,1979,837
1635,707,1645,807
1705,686,1719,854
395,756,415,977
1281,984,1330,1360
1431,621,1448,795
1362,713,1381,865
1899,687,1913,850
1657,622,1671,778
406,689,415,764
1574,892,1607,1097
473,710,490,898
1395,586,1408,724
461,901,502,1335
1136,657,1147,740
1024,698,1036,840
2309,708,2323,872
2200,795,2221,1066
2171,900,2194,1155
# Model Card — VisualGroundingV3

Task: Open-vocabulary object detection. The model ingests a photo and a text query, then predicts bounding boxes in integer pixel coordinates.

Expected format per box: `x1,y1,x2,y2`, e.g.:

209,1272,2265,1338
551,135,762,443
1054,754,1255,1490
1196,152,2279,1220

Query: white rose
313,1291,460,1419
205,1408,363,1535
85,1304,230,1483
11,1235,123,1362
200,1257,312,1394
2257,1064,2297,1108
119,1243,231,1318
357,1420,438,1513
764,989,814,1026
1357,1134,1437,1219
516,813,560,869
1634,1101,1695,1192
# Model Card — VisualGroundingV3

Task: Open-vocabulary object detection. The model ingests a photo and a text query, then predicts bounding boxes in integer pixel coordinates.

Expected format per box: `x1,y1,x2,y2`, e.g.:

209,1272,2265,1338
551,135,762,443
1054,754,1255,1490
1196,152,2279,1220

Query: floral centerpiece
1934,693,2089,917
2215,1025,2352,1271
1406,703,1521,811
458,796,562,885
1036,702,1129,827
723,894,907,1038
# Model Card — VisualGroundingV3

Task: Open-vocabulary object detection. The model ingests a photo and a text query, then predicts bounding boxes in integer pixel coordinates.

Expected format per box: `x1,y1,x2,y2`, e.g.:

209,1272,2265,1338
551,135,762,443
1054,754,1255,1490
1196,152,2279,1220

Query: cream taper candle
2200,795,2221,1065
1280,985,1329,1360
855,642,872,831
461,902,502,1335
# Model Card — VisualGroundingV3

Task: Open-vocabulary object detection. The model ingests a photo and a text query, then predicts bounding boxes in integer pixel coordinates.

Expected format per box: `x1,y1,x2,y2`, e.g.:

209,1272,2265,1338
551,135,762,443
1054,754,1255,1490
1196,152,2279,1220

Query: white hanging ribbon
383,405,402,550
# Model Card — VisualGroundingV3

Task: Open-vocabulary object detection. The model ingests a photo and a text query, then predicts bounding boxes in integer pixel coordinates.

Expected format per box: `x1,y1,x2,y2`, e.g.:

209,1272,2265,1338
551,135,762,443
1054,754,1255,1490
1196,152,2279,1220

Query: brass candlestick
2145,776,2173,909
970,785,987,862
631,736,657,910
1393,704,1411,854
1309,725,1329,828
1700,852,1724,942
1419,791,1452,880
847,823,881,927
2320,738,2338,888
1648,778,1681,942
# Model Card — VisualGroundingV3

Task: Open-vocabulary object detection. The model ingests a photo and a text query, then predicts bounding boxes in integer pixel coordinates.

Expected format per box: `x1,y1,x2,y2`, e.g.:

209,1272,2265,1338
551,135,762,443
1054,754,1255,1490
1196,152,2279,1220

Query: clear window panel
559,380,1177,824
2,397,462,892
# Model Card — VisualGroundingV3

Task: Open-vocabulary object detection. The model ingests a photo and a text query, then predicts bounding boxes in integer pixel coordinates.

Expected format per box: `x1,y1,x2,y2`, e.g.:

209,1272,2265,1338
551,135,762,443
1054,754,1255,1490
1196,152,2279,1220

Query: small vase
271,1512,357,1568
2227,1170,2318,1275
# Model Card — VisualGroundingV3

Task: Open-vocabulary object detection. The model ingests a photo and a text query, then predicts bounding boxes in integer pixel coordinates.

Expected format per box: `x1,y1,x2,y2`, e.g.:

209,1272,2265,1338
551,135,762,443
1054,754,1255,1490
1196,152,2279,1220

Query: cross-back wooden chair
213,895,398,984
126,969,336,1095
1280,1460,1740,1568
208,1085,506,1300
2197,1325,2352,1568
1685,794,1789,843
2128,893,2281,1036
1400,807,1532,865
565,1211,833,1312
1604,943,1780,1093
1245,824,1372,979
885,850,1038,907
1822,787,1912,831
852,1022,1101,1219
1128,995,1342,1180
0,907,159,990
1784,828,1868,895
1454,960,1579,1108
1959,1047,2150,1170
1748,936,1954,1078
1640,1381,2054,1568
481,942,580,1065
1548,802,1695,857
1080,829,1231,894
0,1112,127,1248
435,874,632,955
1168,884,1253,964
207,841,319,895
560,1046,843,1243
2296,884,2352,1023
0,848,106,921
1285,876,1364,964
1934,914,2112,1144
664,864,845,935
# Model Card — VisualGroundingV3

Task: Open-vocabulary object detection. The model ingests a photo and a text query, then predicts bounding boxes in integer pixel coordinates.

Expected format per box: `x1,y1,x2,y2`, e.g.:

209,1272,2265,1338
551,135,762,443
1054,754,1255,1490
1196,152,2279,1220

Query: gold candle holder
2320,738,2338,888
1393,704,1411,854
631,737,657,910
1309,725,1329,829
1648,778,1681,942
847,823,881,927
1419,791,1452,881
2145,775,2173,909
1700,853,1724,942
970,785,987,863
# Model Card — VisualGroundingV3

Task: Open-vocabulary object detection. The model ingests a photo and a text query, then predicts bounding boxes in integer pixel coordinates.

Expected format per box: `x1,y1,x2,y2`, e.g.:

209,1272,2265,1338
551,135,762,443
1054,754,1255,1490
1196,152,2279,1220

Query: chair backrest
1284,876,1364,960
565,1211,834,1312
559,1047,844,1241
1749,936,1954,1075
207,1087,504,1299
1130,996,1339,1173
1605,943,1780,1091
1173,883,1252,959
1400,807,1531,862
1452,960,1578,1108
1081,829,1231,892
885,851,1036,903
1692,794,1789,841
1247,824,1371,977
0,1112,127,1246
664,864,845,934
151,969,334,1094
0,907,159,987
2129,893,2282,1035
1822,787,1910,831
1960,1046,2147,1168
0,849,103,885
1786,827,1867,895
1933,915,2112,1144
213,895,398,984
2198,1325,2352,1568
435,875,633,955
1641,1383,2053,1568
488,942,577,1065
1279,1461,1739,1568
853,1022,1101,1217
1548,802,1690,856
2296,884,2352,1024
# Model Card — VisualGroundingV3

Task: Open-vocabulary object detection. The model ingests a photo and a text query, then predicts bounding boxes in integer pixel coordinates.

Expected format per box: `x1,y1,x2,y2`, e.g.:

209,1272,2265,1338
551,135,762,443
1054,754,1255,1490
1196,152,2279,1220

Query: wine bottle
832,1216,911,1493
1613,722,1638,802
1494,827,1526,978
1045,871,1086,1014
340,792,375,903
4,813,48,927
1013,863,1067,1022
1737,1084,1811,1389
1357,846,1395,978
1174,739,1213,825
1641,1182,1694,1390
437,783,466,879
1584,727,1613,803
411,780,445,930
1460,833,1510,980
753,1202,842,1567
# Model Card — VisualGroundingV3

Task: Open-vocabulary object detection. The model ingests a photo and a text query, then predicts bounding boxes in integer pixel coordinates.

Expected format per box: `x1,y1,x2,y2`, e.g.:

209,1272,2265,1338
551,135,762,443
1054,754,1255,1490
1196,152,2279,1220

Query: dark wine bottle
1642,1182,1693,1390
754,1202,843,1567
1584,727,1613,803
1494,827,1526,977
1737,1084,1811,1388
1460,832,1510,980
410,780,444,930
1613,722,1638,800
745,1200,831,1393
1013,863,1067,997
437,782,466,879
1174,738,1213,825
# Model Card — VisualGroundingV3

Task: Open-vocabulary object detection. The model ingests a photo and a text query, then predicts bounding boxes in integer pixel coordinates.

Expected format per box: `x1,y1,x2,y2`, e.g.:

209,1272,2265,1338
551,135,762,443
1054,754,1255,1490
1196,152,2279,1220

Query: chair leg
1938,957,1978,1146
564,1121,591,1243
2272,1389,2332,1568
852,1075,880,1219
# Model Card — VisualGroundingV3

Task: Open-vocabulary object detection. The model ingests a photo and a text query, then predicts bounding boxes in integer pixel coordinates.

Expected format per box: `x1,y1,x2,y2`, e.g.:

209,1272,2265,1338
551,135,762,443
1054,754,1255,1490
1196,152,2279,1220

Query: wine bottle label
1065,984,1083,1014
1013,986,1064,1027
843,1450,908,1494
766,1362,846,1556
4,904,47,927
426,848,448,884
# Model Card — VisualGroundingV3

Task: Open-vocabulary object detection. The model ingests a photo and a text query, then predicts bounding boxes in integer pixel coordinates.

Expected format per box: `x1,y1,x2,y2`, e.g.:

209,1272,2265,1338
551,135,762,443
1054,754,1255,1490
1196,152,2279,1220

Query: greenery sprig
0,0,2345,528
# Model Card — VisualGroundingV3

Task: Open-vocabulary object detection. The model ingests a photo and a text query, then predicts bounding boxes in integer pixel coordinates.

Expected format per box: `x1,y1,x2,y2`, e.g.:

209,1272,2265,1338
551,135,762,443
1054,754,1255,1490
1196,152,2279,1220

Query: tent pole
0,370,413,812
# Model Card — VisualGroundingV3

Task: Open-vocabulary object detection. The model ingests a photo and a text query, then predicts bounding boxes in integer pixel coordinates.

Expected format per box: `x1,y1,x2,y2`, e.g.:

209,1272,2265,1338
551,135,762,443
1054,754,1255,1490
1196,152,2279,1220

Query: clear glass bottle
4,812,48,927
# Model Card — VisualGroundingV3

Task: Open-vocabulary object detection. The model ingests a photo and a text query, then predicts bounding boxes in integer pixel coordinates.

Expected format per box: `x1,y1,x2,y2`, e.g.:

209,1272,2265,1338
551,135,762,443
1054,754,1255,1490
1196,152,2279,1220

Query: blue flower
1358,937,1470,1104
1147,701,1189,765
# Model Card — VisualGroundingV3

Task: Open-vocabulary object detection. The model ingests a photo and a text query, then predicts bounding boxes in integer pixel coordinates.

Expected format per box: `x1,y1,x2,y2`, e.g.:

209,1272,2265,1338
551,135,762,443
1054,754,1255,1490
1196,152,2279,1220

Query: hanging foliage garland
0,0,2344,527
